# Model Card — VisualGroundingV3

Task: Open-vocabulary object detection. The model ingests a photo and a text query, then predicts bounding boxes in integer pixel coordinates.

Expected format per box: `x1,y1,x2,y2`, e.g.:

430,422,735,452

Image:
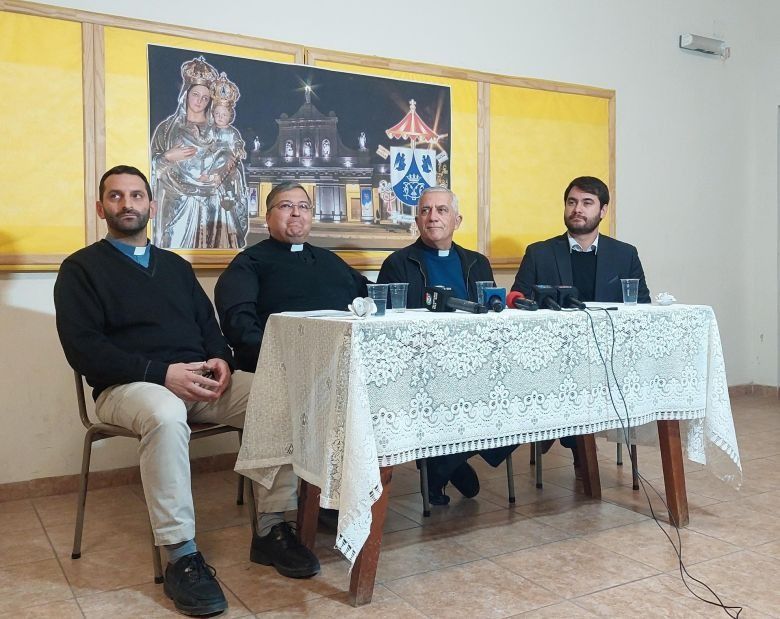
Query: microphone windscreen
506,290,525,308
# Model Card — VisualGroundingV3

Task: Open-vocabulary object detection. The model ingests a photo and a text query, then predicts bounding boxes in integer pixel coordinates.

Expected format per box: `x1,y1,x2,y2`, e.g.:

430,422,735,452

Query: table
236,304,741,605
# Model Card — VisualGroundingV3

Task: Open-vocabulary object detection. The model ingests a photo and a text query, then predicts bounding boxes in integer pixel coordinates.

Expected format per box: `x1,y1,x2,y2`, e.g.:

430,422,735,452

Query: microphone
557,286,586,310
531,285,561,311
424,286,488,314
482,287,506,312
506,290,538,311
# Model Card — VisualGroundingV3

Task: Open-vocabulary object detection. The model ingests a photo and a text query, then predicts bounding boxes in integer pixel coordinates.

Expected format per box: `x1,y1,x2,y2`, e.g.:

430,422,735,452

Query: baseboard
728,384,780,398
0,451,239,503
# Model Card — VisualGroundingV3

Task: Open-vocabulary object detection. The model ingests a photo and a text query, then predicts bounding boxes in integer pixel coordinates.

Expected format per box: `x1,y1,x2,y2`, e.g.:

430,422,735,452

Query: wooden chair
71,370,246,583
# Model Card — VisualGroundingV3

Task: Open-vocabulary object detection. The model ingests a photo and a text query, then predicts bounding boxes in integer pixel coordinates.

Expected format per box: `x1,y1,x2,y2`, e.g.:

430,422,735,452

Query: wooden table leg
297,479,321,551
575,434,601,499
349,466,393,607
657,420,689,527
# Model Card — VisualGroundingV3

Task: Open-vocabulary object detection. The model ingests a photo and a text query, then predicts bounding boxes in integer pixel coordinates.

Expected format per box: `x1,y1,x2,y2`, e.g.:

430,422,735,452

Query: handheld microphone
531,285,561,311
482,287,506,312
506,290,538,311
557,286,586,310
424,286,488,314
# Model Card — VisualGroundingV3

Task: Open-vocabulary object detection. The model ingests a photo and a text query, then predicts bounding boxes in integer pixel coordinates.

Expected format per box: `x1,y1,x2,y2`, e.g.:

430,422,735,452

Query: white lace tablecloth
235,304,741,563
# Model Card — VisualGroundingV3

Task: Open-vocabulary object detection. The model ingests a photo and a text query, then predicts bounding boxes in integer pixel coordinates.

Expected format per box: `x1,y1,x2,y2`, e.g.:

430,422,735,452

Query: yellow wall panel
0,11,84,257
316,61,479,252
490,85,610,260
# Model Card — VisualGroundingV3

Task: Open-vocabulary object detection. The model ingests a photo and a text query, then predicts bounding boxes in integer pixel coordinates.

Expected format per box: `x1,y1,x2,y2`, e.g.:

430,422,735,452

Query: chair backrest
73,370,92,430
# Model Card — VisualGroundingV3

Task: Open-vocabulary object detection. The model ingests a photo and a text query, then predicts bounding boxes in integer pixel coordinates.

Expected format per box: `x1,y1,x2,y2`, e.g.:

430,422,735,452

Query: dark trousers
425,445,518,484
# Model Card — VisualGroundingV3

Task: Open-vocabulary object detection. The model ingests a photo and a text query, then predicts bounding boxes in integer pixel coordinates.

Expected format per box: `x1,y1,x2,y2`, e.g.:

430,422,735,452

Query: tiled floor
2,394,779,617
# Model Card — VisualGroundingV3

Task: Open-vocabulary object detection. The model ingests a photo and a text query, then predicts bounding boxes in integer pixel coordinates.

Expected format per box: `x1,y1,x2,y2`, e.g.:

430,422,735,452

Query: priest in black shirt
215,182,369,373
511,176,650,471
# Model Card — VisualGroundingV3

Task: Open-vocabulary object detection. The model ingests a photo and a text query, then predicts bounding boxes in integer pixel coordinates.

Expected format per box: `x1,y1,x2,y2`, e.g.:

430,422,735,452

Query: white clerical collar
290,244,304,252
567,233,599,254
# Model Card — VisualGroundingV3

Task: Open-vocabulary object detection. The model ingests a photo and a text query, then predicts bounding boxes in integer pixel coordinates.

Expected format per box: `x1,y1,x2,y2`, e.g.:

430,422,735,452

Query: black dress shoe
250,522,320,578
428,486,451,505
163,551,227,616
449,462,480,498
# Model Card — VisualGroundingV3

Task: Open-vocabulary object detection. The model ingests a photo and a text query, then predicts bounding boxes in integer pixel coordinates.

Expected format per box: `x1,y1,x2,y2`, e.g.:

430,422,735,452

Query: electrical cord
580,306,743,618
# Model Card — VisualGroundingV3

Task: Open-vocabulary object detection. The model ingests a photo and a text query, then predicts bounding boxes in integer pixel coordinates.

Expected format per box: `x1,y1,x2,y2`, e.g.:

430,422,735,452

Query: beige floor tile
491,537,658,599
516,496,647,534
388,487,505,526
386,466,424,497
379,505,420,534
574,573,749,617
77,580,249,618
0,524,55,566
8,599,85,618
215,561,337,614
600,482,721,520
479,473,575,506
435,509,571,558
740,490,780,517
740,457,780,491
583,519,739,572
687,501,780,547
674,550,780,616
371,526,480,582
753,540,780,565
0,558,74,613
45,511,152,559
510,600,598,617
385,559,561,618
735,430,780,460
254,583,426,618
672,468,769,501
196,523,252,569
33,487,147,529
0,499,44,534
60,543,154,596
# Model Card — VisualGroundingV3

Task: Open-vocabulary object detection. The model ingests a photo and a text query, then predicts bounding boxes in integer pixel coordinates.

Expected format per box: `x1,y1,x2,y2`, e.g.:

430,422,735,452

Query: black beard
105,210,150,236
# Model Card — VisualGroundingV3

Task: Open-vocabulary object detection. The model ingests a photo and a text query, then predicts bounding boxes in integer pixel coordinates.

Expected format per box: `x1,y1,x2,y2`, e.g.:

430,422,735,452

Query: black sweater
215,237,369,372
54,240,234,399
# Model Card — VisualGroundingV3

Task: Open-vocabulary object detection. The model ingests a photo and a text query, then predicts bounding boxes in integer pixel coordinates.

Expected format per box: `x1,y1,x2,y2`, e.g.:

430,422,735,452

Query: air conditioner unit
679,34,729,58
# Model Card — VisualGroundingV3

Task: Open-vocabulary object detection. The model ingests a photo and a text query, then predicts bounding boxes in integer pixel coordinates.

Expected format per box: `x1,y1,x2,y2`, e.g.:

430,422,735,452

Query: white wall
1,0,776,484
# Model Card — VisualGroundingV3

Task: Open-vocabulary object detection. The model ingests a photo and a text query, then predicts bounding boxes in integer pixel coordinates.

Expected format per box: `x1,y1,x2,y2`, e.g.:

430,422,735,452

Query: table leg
575,434,601,499
349,466,393,607
297,479,321,551
657,420,689,527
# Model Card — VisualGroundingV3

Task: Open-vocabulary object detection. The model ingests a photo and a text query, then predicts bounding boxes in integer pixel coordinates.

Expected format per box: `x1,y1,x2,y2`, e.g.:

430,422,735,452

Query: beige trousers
95,370,298,545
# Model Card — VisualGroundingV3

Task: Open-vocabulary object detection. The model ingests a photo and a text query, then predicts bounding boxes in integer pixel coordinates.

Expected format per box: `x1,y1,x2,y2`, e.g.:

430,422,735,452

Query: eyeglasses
269,201,313,212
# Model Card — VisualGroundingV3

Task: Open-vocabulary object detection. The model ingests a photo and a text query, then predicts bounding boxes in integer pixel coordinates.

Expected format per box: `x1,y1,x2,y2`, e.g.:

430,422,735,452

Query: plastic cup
475,280,495,306
366,284,389,316
388,283,409,312
621,278,639,305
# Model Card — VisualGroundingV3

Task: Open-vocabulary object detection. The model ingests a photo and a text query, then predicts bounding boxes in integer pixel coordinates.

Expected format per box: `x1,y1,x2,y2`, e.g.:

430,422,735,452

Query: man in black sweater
54,166,319,617
377,187,516,506
511,176,650,471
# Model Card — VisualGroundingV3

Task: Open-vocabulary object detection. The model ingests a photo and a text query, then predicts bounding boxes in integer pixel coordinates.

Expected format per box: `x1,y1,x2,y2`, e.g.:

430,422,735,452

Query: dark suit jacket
512,233,650,303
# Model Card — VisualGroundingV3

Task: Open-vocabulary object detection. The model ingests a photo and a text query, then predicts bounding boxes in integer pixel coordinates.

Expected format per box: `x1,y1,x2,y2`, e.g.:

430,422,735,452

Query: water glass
388,283,409,312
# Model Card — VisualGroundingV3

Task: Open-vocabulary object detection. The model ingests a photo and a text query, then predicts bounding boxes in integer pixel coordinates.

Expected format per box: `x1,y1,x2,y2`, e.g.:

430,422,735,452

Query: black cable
582,306,742,618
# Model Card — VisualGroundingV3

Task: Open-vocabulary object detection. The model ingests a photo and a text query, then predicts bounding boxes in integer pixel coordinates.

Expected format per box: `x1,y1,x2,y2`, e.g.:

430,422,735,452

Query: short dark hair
99,165,153,202
266,182,311,210
564,176,609,206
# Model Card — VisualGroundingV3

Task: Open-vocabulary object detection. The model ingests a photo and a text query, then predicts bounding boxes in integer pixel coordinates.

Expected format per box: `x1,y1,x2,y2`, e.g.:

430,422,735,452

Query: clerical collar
567,233,599,254
267,236,307,252
420,242,453,258
105,236,149,254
